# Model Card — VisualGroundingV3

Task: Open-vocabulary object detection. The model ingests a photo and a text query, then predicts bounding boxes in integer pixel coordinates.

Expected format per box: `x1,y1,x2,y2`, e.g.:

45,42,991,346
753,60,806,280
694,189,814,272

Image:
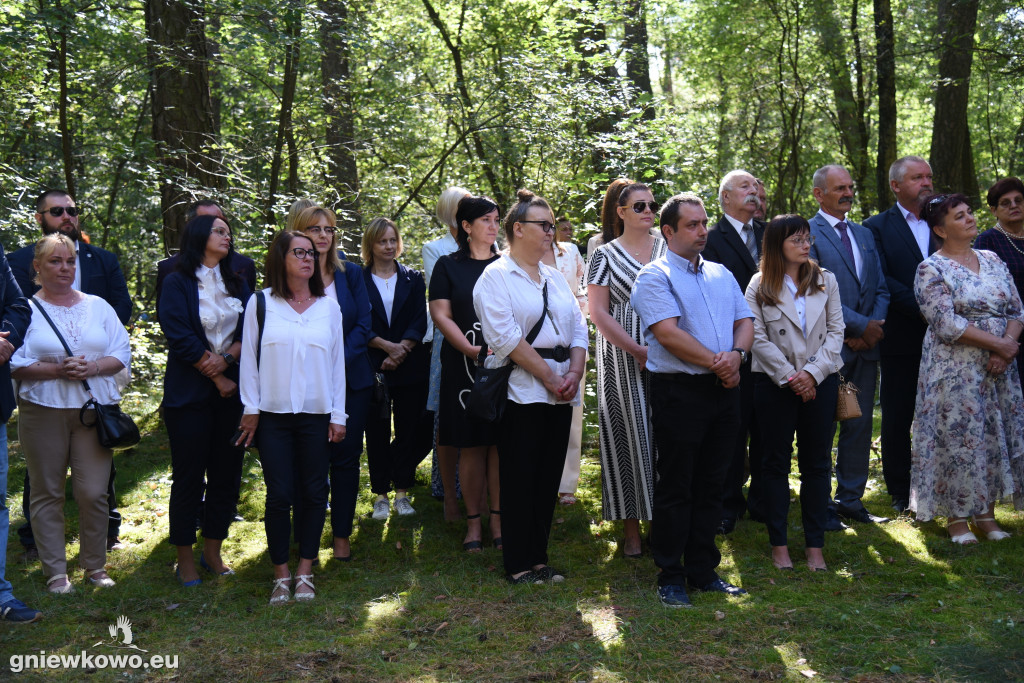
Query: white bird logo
109,615,133,645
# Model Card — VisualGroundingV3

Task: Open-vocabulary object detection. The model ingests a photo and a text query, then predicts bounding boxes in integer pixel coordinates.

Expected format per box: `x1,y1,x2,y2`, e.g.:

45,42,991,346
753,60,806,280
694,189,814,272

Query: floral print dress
910,250,1024,520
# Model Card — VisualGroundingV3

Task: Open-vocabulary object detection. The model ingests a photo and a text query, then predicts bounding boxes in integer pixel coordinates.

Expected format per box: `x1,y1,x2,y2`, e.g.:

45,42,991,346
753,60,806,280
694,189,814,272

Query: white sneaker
394,496,416,516
372,499,390,521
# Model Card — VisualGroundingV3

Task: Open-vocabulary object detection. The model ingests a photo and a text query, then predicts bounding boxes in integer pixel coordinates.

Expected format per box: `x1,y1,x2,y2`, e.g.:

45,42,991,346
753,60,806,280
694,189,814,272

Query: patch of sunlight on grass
588,663,630,681
581,603,625,650
364,593,406,630
773,641,812,673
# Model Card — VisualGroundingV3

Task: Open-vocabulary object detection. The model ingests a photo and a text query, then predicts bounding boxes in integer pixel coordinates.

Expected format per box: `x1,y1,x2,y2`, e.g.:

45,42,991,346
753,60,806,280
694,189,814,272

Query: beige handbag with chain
835,373,862,421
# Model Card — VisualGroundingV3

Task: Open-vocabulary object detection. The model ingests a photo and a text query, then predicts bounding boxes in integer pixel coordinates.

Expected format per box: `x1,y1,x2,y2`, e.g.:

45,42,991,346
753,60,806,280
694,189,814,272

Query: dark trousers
755,373,838,548
257,412,330,565
164,397,245,546
879,354,920,503
649,373,738,587
365,380,433,495
496,402,570,576
829,354,878,510
721,361,764,521
327,386,371,539
20,462,120,548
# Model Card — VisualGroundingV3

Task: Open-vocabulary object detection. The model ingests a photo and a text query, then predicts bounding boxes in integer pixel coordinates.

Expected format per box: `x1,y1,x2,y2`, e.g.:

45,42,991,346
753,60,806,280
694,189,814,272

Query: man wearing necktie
703,170,766,534
864,156,936,514
808,165,891,528
8,189,133,557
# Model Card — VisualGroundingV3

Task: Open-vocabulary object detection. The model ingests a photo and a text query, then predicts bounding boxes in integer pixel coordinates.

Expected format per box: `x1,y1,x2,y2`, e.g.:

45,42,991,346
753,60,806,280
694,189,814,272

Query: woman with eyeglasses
296,206,372,562
586,181,666,558
474,189,588,584
429,195,502,553
158,215,250,586
237,230,346,604
910,194,1024,544
745,215,843,571
974,178,1024,378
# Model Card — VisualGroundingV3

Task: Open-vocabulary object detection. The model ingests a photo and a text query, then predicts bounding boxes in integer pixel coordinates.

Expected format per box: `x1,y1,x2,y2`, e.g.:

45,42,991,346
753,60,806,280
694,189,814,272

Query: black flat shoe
688,578,748,595
824,508,849,532
507,570,544,585
837,506,890,524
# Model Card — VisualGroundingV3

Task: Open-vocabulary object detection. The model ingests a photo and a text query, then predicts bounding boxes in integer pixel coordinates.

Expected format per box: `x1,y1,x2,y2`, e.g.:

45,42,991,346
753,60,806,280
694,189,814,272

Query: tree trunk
929,0,979,202
55,0,75,197
574,2,617,176
873,0,897,212
321,0,361,256
1011,113,1024,178
266,9,300,230
623,0,655,121
145,0,220,253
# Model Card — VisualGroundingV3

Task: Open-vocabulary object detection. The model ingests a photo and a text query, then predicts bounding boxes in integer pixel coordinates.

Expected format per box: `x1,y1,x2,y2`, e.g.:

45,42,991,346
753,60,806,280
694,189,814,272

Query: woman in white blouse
474,189,588,584
237,230,346,605
11,233,131,593
158,215,250,587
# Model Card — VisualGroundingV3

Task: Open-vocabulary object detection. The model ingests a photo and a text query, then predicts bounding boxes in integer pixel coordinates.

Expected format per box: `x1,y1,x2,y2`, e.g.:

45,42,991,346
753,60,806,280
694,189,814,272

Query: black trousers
879,354,919,503
257,412,330,565
755,373,838,548
365,380,433,495
20,461,120,548
649,373,738,587
164,396,245,545
721,361,764,520
327,385,371,539
496,402,570,576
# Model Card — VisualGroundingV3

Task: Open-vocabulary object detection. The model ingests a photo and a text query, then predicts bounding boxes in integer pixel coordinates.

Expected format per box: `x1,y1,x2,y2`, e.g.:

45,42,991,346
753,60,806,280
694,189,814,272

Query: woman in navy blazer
159,215,250,586
362,218,432,520
296,206,373,561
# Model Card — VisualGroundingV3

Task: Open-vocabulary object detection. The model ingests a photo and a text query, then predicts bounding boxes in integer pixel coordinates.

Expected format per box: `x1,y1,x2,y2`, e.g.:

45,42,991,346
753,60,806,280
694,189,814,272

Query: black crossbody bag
31,297,140,451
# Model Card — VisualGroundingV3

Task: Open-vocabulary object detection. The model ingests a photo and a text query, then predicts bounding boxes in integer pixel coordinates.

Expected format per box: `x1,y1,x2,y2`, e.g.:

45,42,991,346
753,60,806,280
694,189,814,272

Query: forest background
1,0,1022,334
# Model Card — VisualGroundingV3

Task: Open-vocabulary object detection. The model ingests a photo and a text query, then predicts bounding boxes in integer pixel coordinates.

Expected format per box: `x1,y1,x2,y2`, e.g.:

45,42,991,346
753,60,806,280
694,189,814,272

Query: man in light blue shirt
631,192,753,608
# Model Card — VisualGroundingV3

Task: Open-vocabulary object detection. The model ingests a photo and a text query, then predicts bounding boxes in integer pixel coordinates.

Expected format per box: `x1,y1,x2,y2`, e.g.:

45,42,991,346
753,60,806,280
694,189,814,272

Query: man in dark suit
155,200,258,310
10,189,132,556
808,165,891,527
864,155,935,513
702,169,765,534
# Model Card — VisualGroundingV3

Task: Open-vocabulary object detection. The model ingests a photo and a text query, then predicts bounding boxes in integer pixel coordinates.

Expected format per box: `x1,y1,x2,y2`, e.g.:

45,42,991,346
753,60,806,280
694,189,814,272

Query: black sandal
463,514,483,552
490,509,503,549
507,570,544,585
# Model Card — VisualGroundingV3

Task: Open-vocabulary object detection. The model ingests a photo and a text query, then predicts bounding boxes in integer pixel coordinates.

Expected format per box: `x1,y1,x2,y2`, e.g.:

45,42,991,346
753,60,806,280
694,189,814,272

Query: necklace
619,234,651,260
995,223,1024,256
941,249,976,270
509,254,541,283
289,294,315,304
373,270,396,289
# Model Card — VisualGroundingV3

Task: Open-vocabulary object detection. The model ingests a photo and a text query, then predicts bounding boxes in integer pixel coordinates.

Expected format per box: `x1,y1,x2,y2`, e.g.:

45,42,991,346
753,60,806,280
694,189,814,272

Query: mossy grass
2,386,1021,681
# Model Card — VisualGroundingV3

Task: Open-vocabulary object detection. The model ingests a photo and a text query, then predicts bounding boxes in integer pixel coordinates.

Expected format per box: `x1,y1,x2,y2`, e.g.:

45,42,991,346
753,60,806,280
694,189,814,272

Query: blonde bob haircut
361,217,403,269
295,206,345,273
32,233,75,286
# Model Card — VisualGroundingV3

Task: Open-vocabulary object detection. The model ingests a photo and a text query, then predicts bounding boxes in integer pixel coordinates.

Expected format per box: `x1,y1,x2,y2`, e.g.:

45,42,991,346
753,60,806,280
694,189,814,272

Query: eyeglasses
305,225,336,236
630,201,660,214
211,227,231,237
289,248,318,260
44,206,79,218
521,220,556,233
998,196,1024,209
787,235,815,246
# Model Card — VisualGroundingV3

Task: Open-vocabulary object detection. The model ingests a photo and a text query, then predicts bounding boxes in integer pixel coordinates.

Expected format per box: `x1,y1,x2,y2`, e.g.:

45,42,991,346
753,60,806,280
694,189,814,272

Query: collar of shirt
816,209,846,228
896,202,925,226
722,212,747,237
666,247,704,275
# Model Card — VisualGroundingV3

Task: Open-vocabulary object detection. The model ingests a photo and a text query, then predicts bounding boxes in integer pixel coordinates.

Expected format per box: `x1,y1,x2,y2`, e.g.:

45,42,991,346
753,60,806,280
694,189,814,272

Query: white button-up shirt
898,202,931,258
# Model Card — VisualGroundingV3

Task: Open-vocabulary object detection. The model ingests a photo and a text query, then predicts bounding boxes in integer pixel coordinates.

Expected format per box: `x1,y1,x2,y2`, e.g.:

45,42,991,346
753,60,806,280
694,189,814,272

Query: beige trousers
20,400,112,577
558,368,586,494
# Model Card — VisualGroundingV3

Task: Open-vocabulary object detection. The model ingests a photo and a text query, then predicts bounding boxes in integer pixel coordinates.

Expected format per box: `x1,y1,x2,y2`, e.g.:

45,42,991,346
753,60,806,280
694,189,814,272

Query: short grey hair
889,155,929,184
812,165,848,191
718,169,754,207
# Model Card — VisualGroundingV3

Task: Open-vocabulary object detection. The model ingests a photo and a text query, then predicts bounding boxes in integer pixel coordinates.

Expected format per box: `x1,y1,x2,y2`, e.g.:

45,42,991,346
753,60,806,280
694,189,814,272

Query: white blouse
371,271,397,325
783,274,807,335
238,290,347,424
197,264,243,354
473,255,589,406
11,295,131,408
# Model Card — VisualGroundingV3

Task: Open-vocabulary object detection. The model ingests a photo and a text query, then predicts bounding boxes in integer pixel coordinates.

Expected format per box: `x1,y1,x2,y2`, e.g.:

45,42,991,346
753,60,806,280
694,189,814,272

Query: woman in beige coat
745,215,844,572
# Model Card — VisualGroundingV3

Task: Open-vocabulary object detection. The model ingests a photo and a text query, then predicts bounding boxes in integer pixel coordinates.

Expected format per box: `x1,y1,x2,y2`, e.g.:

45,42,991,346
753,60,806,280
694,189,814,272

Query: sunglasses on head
630,201,660,214
45,206,79,217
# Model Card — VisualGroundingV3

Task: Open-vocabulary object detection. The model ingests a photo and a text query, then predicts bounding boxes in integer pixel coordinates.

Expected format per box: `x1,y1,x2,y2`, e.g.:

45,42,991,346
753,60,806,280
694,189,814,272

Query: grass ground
1,385,1022,682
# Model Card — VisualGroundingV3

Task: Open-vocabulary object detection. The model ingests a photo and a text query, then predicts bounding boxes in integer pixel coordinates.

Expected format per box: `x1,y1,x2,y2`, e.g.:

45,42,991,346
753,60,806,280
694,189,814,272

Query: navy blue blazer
156,252,257,313
330,262,374,392
10,240,132,324
364,261,429,387
864,204,936,356
158,271,250,408
0,243,31,422
809,213,890,364
703,215,766,293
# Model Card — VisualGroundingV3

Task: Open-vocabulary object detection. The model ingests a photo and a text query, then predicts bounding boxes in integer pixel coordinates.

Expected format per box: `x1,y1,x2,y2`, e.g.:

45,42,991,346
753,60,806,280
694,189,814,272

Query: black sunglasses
520,220,556,233
630,201,660,214
45,206,79,217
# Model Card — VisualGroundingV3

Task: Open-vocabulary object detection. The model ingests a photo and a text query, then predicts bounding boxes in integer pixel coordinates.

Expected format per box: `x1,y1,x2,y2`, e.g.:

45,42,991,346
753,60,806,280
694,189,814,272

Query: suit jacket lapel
390,264,412,333
718,217,757,271
363,269,388,329
777,284,803,329
78,242,93,290
814,215,858,281
890,205,925,261
804,285,827,332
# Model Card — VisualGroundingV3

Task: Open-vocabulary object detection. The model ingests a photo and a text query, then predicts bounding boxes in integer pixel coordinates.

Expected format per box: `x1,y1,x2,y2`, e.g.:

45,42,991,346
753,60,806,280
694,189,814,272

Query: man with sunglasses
702,170,766,536
154,200,257,312
9,188,133,558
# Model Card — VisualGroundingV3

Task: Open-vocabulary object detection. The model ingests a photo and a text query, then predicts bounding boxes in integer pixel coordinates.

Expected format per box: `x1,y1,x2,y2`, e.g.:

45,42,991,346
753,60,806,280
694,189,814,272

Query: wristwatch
731,348,748,364
222,352,236,366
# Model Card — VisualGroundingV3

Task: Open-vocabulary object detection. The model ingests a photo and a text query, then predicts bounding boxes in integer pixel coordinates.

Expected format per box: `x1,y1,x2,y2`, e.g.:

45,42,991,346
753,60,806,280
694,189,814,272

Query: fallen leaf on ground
800,669,816,678
714,611,726,621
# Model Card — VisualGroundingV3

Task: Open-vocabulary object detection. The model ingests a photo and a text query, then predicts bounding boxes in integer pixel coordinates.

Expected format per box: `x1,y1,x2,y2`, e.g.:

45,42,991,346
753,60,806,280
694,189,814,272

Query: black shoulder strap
31,296,93,393
476,281,548,365
256,291,266,370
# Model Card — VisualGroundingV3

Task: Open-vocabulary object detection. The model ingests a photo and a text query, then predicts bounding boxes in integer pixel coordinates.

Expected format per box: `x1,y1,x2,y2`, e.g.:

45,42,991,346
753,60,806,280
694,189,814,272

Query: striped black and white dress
587,238,665,521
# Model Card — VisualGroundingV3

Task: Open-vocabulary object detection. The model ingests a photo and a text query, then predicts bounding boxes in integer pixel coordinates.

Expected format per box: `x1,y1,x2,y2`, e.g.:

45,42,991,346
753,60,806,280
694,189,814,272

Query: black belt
535,346,571,362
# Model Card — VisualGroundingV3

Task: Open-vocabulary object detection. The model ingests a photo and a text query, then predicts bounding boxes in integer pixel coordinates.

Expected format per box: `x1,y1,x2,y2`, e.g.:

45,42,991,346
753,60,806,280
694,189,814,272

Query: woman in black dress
429,195,502,552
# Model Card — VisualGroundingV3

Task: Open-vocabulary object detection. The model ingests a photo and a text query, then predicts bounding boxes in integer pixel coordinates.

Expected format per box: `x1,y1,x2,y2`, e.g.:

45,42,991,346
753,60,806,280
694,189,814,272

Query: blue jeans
0,423,13,604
